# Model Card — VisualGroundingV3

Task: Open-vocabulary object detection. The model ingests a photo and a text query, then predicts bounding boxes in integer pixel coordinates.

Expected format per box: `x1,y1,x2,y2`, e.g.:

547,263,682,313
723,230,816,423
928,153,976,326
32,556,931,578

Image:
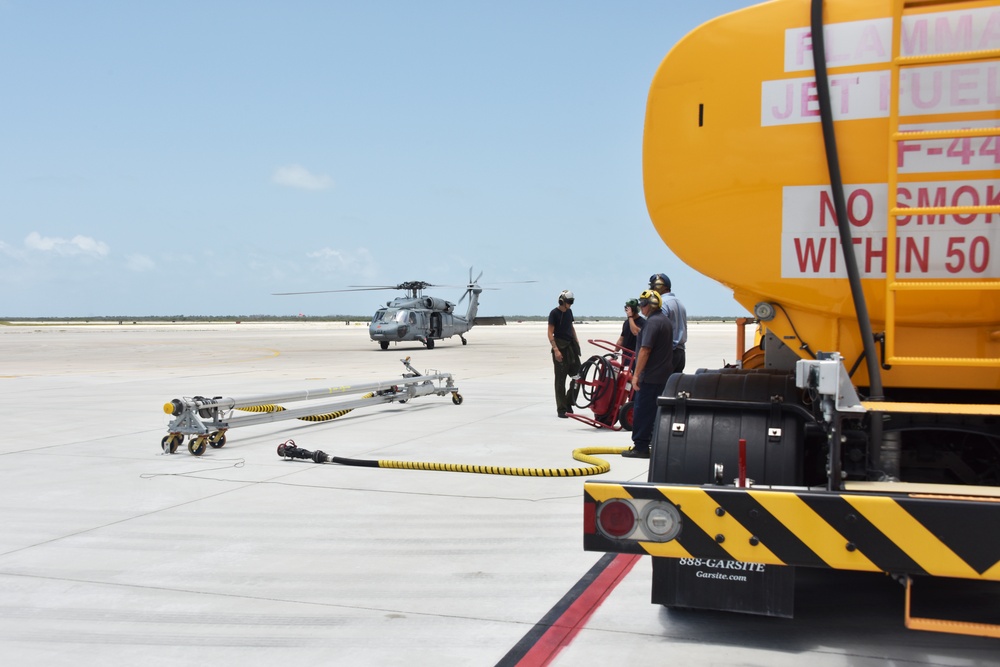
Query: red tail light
596,499,637,539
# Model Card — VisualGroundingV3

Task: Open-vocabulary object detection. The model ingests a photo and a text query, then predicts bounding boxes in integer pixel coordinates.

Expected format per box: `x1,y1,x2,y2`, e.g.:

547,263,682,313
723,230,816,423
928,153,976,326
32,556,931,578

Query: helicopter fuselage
369,289,480,350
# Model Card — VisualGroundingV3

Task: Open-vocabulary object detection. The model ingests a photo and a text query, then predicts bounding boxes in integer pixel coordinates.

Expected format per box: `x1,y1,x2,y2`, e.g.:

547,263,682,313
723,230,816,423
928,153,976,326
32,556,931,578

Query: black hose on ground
276,440,628,477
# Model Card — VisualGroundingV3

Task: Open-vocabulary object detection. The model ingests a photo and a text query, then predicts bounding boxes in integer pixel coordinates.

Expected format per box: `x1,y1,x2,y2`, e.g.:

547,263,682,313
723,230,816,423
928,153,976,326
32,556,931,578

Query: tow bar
160,358,461,456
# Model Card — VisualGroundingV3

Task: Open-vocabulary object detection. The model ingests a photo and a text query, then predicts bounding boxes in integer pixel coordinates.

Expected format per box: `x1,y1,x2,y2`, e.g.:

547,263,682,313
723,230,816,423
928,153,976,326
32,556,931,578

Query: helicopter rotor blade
275,282,445,296
481,280,537,285
274,276,533,298
272,288,376,296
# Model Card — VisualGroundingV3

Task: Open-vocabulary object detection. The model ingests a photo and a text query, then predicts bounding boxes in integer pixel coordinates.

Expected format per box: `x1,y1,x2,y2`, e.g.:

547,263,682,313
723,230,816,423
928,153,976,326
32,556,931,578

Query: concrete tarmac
1,320,997,666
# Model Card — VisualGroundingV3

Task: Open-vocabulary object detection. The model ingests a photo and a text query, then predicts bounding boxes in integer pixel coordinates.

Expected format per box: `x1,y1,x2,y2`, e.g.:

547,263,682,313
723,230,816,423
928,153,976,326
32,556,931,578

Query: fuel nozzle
276,440,329,463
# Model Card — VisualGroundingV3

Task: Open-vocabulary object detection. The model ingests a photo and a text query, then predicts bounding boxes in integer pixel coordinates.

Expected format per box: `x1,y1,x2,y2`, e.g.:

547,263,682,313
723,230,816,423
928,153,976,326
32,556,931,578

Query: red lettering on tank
794,237,837,273
817,189,873,227
865,236,886,274
987,186,1000,223
771,84,794,120
903,236,931,274
903,16,930,54
820,191,837,227
902,11,1000,55
856,24,889,61
991,66,1000,104
983,11,1000,50
848,189,873,227
801,81,820,117
951,67,979,106
830,77,860,114
907,69,944,109
936,14,974,52
917,187,948,224
953,185,980,224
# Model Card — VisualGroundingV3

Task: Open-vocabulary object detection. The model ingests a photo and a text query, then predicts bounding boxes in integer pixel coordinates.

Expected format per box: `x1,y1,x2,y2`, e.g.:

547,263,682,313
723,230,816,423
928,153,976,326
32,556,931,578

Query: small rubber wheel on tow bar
161,434,181,454
188,437,208,456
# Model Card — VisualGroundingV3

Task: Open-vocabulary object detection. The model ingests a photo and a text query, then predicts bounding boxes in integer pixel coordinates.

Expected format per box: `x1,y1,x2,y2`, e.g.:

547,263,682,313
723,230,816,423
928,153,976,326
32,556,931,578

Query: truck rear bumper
584,481,1000,581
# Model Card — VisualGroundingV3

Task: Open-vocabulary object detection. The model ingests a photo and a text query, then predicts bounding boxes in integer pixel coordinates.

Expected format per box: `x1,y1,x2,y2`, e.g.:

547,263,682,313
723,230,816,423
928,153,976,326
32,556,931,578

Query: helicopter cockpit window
376,309,398,323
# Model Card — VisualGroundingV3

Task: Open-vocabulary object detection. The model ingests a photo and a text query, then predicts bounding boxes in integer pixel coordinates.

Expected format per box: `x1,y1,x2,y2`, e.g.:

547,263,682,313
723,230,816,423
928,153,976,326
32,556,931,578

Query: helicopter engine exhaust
421,296,453,313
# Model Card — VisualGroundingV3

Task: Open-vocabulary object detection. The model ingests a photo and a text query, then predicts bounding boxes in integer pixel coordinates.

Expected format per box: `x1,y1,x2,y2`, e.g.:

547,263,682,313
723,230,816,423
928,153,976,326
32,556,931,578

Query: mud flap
651,557,795,618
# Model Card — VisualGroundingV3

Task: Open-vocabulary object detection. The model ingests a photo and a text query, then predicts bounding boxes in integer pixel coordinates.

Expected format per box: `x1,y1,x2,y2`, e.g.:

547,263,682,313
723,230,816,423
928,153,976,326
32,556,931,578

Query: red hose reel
568,339,636,431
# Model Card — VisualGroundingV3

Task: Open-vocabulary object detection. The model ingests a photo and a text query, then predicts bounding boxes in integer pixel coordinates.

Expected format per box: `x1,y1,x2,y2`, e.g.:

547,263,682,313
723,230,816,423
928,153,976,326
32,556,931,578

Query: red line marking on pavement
510,553,640,667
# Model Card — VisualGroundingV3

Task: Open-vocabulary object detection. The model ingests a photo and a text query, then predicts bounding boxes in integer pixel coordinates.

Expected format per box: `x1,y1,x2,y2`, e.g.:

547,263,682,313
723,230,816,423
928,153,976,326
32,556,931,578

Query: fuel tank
644,0,1000,391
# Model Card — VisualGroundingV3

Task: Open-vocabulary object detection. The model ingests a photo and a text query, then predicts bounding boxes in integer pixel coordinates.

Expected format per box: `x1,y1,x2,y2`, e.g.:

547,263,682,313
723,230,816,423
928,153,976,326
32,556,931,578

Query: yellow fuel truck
584,0,1000,637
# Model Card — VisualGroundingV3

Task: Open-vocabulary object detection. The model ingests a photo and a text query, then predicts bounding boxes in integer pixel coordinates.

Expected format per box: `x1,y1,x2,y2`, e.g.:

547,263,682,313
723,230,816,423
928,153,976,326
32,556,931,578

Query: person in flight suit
548,289,581,418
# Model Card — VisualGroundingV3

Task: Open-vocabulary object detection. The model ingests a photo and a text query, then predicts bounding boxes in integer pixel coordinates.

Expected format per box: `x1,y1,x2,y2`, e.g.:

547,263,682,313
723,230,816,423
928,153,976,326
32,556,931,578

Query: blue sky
1,1,760,318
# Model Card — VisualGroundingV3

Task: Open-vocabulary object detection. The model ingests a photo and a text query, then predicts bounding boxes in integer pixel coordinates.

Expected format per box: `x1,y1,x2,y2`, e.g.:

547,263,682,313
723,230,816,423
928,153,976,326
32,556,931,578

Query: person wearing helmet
548,290,581,418
649,273,688,373
615,298,643,369
622,289,674,459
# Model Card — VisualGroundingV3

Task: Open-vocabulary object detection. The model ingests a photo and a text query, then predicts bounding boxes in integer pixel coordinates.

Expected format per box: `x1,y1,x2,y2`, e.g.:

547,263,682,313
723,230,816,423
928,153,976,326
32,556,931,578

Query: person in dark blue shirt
649,273,688,373
622,289,674,459
616,298,643,370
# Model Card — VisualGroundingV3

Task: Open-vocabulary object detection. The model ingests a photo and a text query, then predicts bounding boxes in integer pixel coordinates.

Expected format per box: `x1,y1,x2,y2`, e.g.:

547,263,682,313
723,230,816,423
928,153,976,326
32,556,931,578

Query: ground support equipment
569,339,635,430
161,358,461,456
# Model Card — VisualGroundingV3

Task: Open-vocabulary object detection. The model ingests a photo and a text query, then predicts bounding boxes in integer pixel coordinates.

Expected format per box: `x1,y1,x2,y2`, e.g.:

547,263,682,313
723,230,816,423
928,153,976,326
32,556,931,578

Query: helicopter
274,270,522,349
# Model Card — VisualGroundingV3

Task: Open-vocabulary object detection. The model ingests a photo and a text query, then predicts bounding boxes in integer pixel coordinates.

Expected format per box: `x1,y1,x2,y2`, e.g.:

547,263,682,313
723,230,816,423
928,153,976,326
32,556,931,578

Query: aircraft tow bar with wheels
160,358,462,456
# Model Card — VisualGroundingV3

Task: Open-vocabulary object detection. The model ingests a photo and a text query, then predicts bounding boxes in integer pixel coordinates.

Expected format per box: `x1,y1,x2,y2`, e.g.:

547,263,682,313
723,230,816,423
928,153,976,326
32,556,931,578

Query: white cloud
24,232,109,258
272,164,333,191
306,247,376,276
126,254,155,271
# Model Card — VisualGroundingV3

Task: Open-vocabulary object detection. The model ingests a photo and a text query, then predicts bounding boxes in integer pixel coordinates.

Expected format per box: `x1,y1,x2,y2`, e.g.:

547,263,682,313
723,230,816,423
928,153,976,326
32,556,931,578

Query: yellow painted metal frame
905,576,1000,638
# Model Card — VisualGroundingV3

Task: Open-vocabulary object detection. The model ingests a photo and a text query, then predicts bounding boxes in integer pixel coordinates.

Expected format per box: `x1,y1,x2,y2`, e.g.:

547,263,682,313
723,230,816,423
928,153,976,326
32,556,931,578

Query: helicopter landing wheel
379,341,389,350
161,434,182,454
426,338,435,349
452,392,463,405
461,337,467,345
188,436,208,457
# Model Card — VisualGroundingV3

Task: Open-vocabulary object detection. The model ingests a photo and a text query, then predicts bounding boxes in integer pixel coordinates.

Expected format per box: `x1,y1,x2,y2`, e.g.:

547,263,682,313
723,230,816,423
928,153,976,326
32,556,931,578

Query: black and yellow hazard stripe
584,481,1000,581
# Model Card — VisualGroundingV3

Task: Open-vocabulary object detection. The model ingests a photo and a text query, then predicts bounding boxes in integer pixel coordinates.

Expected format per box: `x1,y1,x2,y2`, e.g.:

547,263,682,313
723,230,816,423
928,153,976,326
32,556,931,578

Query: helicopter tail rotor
457,267,484,306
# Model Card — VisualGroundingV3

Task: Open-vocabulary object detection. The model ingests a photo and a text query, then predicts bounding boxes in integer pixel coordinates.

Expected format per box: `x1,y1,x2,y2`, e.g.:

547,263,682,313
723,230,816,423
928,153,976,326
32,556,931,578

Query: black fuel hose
810,0,889,479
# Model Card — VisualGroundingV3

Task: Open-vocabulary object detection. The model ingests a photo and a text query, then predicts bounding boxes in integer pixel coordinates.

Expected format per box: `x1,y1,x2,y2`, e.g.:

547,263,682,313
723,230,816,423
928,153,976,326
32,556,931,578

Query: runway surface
1,320,997,666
